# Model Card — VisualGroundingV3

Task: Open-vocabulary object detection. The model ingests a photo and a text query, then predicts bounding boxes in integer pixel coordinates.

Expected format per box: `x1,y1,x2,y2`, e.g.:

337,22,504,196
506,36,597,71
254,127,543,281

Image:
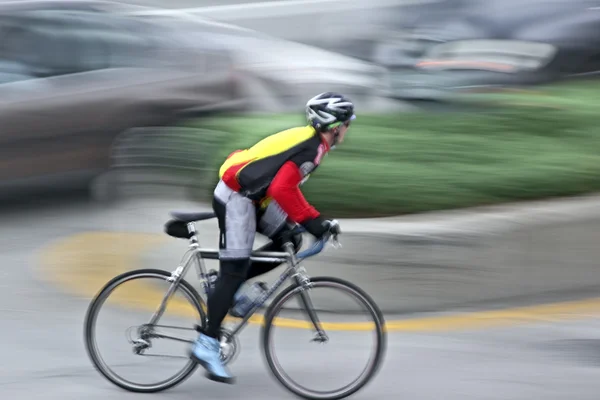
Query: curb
109,192,600,242
38,230,600,331
36,193,600,322
337,192,600,240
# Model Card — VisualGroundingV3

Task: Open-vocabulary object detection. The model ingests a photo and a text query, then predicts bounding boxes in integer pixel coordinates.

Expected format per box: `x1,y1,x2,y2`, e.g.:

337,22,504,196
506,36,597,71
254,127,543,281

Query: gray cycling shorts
213,180,288,260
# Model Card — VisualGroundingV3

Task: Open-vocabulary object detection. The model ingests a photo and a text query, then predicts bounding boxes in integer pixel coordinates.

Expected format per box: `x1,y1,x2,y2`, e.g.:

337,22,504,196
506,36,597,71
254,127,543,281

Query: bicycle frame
146,220,335,340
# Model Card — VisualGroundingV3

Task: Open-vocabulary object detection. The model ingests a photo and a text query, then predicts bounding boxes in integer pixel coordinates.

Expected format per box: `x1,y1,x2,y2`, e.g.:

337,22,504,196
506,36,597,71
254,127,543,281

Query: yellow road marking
38,231,600,332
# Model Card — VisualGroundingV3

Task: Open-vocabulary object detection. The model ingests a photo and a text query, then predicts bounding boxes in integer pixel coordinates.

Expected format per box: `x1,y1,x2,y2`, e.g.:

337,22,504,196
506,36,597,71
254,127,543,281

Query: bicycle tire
84,268,206,393
261,276,387,400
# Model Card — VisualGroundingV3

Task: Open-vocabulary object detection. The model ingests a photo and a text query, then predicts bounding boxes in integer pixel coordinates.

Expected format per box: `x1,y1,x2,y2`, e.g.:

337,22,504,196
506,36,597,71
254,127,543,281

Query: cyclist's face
336,122,350,145
323,122,350,147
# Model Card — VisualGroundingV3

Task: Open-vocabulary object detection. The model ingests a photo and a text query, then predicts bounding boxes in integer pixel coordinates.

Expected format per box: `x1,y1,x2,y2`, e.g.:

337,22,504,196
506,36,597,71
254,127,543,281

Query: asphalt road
3,245,600,399
29,196,600,314
2,196,600,399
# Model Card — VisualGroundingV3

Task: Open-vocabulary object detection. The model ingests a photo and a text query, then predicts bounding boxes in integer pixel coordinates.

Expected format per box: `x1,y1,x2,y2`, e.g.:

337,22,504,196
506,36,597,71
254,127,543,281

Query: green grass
182,80,600,218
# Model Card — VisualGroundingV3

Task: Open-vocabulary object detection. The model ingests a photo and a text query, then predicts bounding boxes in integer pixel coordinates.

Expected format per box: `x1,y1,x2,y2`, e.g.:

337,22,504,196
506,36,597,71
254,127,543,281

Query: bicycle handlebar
289,225,340,260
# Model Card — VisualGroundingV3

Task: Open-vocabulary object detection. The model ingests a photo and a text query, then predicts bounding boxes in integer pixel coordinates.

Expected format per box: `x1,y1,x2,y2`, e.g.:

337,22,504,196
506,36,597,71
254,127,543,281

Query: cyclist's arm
267,161,320,224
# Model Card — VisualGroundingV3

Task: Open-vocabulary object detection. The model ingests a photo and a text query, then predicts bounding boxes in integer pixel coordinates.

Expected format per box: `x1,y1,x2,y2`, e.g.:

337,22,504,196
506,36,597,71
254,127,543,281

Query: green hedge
184,80,600,217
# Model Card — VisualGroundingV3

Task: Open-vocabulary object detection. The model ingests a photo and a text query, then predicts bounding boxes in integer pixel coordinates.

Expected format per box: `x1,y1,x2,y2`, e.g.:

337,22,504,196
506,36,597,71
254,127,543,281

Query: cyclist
189,92,355,384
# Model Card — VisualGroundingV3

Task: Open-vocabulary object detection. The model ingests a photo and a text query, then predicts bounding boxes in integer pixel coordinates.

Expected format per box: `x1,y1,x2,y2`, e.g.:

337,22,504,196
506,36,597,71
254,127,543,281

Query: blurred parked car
369,0,600,100
0,0,389,200
93,7,392,200
0,0,242,200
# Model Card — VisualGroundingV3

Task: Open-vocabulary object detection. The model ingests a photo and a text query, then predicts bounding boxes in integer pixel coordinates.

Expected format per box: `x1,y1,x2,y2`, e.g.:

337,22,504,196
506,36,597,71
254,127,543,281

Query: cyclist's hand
302,216,341,239
326,219,341,236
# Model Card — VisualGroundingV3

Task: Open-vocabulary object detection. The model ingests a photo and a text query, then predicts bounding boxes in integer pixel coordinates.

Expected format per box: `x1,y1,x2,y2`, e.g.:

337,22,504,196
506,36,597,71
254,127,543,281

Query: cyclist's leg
207,181,256,338
191,180,255,383
246,200,302,280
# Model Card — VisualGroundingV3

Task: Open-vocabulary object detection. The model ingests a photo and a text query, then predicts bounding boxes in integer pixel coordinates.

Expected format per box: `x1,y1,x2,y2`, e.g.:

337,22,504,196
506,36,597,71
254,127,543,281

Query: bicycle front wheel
261,277,387,400
84,268,206,393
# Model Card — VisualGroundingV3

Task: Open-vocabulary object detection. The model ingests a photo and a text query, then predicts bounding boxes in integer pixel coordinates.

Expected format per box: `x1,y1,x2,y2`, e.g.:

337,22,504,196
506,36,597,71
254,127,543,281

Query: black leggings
204,226,301,339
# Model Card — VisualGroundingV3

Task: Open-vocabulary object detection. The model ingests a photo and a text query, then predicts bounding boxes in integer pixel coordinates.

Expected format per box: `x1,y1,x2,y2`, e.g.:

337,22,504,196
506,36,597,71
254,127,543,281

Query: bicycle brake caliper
167,266,184,283
293,267,312,290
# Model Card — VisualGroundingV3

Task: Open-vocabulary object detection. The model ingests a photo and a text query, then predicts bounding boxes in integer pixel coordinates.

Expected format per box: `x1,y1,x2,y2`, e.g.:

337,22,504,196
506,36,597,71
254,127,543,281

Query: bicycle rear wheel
261,276,387,400
84,268,206,393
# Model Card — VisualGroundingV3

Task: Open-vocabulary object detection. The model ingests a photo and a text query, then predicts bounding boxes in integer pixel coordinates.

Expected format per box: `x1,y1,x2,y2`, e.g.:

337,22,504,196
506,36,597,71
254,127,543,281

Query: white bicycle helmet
305,92,356,132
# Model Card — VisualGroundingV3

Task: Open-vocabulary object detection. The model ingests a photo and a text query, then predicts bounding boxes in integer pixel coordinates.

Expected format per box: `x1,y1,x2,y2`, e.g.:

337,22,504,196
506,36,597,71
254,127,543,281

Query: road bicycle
84,211,387,400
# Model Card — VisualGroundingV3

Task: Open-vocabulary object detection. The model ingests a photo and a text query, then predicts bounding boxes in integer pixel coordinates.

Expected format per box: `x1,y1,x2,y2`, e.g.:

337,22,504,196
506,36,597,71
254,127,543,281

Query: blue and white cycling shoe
189,333,235,384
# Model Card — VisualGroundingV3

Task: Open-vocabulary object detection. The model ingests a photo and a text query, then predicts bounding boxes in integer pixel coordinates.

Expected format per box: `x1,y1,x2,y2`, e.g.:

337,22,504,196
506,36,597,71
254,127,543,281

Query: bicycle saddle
170,211,216,223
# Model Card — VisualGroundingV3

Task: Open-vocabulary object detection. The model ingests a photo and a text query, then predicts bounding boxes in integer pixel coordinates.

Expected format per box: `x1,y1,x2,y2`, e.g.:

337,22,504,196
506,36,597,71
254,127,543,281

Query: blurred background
3,0,600,399
1,0,599,201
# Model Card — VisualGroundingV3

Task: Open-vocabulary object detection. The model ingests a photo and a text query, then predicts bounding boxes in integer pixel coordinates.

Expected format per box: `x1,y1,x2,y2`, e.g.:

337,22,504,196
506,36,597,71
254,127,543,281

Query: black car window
0,10,160,79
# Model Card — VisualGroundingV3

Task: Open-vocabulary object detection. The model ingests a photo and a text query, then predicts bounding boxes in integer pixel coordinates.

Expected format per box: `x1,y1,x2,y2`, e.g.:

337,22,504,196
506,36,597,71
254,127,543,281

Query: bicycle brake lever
330,235,342,249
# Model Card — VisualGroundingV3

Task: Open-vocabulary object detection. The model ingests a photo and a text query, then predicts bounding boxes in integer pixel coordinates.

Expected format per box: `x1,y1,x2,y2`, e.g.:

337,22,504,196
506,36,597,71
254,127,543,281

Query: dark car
370,0,600,100
0,0,243,200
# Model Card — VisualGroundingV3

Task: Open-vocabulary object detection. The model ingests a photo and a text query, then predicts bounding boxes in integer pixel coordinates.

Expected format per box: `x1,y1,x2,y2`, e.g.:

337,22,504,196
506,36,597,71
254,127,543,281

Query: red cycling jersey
218,125,330,223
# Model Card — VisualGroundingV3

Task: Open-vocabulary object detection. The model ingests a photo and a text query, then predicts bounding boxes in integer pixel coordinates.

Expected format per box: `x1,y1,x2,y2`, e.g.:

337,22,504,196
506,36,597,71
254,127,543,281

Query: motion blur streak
3,1,600,399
